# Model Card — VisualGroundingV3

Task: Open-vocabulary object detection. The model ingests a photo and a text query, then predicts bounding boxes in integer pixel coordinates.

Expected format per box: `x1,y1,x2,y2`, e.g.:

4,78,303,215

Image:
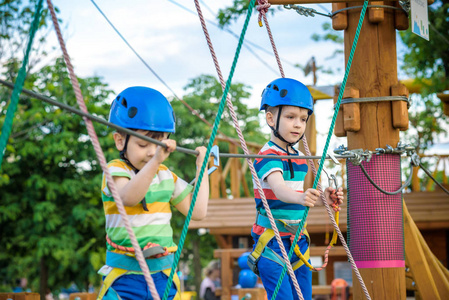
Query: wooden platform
190,191,449,234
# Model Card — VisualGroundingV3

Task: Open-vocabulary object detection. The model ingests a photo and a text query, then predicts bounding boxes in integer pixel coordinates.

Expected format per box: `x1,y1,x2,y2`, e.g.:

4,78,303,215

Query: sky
46,0,345,152
42,0,447,157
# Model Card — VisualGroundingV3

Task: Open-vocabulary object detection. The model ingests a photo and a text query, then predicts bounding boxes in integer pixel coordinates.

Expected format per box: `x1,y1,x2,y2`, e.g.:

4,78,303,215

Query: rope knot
257,0,271,27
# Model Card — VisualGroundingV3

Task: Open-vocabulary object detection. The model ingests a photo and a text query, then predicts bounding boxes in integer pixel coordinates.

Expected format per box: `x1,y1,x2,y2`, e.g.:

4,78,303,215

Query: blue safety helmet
109,86,175,133
260,78,313,115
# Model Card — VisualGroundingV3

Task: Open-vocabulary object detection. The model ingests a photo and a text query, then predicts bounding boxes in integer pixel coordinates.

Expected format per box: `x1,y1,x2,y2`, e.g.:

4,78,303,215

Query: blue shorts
103,272,178,300
252,233,312,300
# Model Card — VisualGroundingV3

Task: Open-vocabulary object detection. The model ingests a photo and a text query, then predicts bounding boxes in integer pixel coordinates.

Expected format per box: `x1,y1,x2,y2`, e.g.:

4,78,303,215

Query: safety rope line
258,1,372,299
45,1,160,299
162,1,257,299
359,161,414,195
419,162,449,195
0,0,44,168
195,1,304,299
89,0,242,150
257,0,285,78
0,78,359,162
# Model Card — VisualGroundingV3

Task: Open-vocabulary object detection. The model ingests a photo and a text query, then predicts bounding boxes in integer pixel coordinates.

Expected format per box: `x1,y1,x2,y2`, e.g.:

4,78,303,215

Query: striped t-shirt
252,141,308,235
101,159,193,253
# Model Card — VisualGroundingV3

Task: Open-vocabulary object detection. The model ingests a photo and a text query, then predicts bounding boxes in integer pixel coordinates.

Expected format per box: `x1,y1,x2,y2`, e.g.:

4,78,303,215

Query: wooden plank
404,202,441,299
411,212,449,296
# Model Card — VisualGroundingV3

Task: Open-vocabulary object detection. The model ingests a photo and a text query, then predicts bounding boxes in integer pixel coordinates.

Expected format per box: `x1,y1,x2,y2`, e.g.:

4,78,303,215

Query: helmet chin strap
269,106,304,179
119,134,149,211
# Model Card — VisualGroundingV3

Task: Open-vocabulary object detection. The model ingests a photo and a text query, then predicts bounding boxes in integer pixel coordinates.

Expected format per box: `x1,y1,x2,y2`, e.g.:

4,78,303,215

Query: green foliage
0,57,114,292
399,0,449,152
166,75,267,286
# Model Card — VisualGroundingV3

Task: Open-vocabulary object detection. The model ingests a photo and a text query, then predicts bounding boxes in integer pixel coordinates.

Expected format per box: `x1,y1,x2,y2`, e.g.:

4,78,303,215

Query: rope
359,161,414,195
0,0,44,168
257,0,285,78
45,1,160,299
265,1,372,299
89,0,242,150
419,162,449,195
196,1,304,299
0,78,360,162
162,1,257,299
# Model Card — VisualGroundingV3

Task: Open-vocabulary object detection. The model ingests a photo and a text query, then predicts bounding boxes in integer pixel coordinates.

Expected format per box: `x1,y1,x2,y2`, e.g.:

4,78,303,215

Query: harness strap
97,268,128,300
106,251,174,272
255,212,305,234
248,229,311,274
162,269,182,300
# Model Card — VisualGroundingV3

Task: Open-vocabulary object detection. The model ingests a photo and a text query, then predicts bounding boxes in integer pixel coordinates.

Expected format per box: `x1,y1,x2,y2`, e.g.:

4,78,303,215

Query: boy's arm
266,171,320,207
175,146,209,221
112,158,161,207
114,139,176,207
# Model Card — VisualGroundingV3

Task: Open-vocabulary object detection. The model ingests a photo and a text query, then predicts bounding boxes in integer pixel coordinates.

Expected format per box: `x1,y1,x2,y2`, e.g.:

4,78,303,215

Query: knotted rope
46,0,160,298
256,1,372,299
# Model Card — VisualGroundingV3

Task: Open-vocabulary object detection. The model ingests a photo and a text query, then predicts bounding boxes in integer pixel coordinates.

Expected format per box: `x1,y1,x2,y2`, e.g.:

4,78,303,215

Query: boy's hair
116,129,166,140
265,105,279,116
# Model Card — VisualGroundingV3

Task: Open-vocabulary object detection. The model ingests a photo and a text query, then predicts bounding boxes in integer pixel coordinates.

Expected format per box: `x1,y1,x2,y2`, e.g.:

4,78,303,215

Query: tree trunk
40,256,48,300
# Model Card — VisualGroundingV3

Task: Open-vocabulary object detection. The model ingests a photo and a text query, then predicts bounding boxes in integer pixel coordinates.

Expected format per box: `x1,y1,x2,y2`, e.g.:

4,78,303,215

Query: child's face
116,130,169,170
268,105,309,145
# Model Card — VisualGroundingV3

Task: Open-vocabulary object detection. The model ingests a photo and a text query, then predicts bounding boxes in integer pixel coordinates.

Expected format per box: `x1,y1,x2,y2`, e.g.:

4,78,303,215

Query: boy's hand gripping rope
162,1,257,299
256,1,372,299
195,0,304,299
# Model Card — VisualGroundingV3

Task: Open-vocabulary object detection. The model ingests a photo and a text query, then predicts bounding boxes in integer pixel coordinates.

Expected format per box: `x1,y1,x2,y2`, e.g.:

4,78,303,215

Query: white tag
411,0,430,41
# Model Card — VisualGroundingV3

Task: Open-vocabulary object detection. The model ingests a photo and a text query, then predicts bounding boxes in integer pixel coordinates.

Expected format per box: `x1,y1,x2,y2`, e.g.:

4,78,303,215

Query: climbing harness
247,227,310,276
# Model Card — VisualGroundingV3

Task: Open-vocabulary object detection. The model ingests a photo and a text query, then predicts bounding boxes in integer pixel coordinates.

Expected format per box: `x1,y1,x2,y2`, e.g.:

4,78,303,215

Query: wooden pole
334,2,408,299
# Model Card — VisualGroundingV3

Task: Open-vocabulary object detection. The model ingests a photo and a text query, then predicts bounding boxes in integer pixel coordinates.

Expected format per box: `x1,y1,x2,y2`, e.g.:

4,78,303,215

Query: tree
0,56,114,298
398,0,449,153
166,74,267,293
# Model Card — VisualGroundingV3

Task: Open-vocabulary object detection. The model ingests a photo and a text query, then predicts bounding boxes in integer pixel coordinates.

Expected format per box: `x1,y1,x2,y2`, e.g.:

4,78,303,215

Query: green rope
271,1,369,299
161,1,256,299
0,0,44,169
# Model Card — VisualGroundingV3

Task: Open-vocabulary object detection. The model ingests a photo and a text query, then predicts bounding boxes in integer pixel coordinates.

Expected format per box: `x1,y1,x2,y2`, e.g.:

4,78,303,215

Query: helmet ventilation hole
280,89,288,97
121,97,128,108
128,107,138,118
273,85,279,91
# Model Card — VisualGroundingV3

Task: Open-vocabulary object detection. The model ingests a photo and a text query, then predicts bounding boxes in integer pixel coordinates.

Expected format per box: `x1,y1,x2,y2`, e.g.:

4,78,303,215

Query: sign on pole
411,0,429,41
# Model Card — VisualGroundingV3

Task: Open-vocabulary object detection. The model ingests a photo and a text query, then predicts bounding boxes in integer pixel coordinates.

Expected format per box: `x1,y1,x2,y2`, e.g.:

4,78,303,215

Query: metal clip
411,153,420,167
190,145,220,185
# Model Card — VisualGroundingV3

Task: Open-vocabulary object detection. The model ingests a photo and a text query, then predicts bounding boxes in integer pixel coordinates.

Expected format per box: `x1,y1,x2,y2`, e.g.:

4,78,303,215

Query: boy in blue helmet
248,78,344,300
97,86,210,300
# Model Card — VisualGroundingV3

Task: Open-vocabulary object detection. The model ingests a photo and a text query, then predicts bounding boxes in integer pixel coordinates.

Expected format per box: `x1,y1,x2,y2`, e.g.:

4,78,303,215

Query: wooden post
229,143,241,198
335,1,409,299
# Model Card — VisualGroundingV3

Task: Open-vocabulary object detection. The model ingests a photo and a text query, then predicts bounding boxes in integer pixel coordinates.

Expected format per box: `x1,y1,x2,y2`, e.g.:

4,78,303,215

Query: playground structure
1,0,448,299
190,136,449,299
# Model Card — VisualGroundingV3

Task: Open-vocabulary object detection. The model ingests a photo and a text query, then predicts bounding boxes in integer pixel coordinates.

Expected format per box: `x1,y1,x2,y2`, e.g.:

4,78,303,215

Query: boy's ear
266,111,275,127
113,132,125,151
